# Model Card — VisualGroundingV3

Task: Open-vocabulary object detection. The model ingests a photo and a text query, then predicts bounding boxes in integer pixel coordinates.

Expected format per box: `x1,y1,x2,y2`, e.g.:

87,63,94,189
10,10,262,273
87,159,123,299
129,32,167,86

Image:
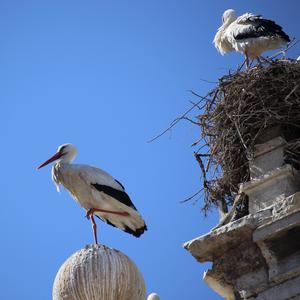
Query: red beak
37,152,64,170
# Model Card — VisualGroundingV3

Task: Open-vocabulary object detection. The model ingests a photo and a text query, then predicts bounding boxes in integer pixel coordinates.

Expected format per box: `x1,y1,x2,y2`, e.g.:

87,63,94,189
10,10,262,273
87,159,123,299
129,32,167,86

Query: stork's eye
60,145,66,152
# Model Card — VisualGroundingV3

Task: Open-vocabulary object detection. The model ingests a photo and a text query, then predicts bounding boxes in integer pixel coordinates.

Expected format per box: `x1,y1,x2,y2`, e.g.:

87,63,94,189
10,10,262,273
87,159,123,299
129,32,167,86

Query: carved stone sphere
53,244,146,300
147,292,160,300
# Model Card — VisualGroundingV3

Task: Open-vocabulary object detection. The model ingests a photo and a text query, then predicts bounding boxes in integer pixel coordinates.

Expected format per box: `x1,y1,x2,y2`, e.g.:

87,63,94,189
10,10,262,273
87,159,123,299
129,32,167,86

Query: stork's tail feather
97,215,147,238
124,224,148,238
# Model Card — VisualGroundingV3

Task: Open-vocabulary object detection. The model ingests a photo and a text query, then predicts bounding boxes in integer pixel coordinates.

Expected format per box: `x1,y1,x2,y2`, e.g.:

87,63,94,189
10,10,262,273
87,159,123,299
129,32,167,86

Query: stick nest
195,59,300,215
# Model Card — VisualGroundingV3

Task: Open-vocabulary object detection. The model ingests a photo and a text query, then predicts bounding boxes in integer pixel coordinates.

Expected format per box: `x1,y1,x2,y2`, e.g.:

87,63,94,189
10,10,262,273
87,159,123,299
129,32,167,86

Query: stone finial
147,292,160,300
53,244,146,300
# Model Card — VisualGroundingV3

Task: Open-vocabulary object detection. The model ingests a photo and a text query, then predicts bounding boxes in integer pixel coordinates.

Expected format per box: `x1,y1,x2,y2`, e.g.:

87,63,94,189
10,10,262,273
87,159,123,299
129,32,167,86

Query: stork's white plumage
37,144,147,244
213,9,290,67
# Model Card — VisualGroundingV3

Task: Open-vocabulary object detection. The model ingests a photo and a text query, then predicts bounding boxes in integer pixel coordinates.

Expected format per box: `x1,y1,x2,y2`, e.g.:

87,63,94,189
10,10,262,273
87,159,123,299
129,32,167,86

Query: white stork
37,144,147,244
213,9,290,68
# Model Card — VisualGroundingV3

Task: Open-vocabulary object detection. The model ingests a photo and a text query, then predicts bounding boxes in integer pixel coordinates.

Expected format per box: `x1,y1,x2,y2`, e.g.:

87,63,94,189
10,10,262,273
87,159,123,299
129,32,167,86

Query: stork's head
37,143,77,169
222,9,237,25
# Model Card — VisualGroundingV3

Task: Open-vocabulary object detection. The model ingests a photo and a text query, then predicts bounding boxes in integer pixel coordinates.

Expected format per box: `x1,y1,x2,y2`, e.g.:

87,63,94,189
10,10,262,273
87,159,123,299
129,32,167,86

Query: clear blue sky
1,1,299,299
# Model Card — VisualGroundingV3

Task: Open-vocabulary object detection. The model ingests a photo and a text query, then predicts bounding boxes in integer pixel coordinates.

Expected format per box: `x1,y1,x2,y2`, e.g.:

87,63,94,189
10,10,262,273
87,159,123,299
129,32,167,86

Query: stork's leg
240,51,250,70
256,56,262,65
90,213,98,244
86,208,129,244
238,59,247,71
245,51,250,69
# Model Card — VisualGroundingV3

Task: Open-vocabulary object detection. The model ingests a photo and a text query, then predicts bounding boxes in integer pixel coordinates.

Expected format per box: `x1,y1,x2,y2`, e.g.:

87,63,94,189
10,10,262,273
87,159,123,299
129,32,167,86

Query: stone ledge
253,210,300,242
183,215,256,263
184,192,300,299
183,206,275,263
242,165,300,195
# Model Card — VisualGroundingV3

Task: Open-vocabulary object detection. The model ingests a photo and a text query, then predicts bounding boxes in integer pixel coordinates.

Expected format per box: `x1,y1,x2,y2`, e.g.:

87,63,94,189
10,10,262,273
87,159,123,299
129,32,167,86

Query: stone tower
184,129,300,299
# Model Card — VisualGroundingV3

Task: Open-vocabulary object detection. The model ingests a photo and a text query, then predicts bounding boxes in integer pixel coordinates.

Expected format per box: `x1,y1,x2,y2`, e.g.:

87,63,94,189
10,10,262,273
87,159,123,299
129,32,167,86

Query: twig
198,78,218,84
180,188,203,203
171,116,200,126
147,92,211,143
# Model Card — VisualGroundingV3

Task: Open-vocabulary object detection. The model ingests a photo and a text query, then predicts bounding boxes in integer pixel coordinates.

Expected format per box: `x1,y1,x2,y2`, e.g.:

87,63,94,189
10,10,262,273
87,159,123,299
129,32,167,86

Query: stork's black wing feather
91,183,137,210
235,17,290,42
114,179,125,190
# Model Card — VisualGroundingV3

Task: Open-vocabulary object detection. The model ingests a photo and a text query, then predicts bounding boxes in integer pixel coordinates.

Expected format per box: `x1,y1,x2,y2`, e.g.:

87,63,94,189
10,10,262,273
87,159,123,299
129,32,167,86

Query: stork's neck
223,19,234,28
223,13,237,28
53,160,72,173
60,156,74,164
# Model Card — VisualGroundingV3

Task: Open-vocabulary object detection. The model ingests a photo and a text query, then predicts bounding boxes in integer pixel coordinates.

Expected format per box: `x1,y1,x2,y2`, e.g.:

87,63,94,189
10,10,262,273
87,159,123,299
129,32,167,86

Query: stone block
241,165,300,214
253,210,300,284
249,137,286,179
203,269,236,300
254,126,283,144
247,276,300,300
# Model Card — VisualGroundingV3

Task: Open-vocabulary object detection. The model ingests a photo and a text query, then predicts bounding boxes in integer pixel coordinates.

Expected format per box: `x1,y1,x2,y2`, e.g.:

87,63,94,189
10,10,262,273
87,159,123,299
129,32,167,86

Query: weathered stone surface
241,165,300,214
183,208,272,263
184,194,300,299
203,269,236,300
235,268,269,298
253,205,300,285
53,244,146,300
274,192,300,218
254,126,283,145
249,136,286,179
184,134,300,300
184,208,272,299
247,276,300,300
242,136,300,214
183,215,260,263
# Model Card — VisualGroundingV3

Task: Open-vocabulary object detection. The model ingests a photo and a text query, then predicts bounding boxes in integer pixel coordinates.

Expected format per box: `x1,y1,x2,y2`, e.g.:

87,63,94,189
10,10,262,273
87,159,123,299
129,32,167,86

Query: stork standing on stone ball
213,9,290,68
37,144,147,244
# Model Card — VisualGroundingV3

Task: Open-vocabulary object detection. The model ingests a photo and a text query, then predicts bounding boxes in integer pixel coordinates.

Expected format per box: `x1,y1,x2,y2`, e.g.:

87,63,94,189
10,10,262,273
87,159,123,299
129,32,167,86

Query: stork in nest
213,9,290,68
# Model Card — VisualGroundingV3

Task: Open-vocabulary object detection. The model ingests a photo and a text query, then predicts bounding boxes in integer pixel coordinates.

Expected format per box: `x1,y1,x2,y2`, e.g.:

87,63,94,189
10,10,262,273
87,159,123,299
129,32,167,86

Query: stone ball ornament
147,292,160,300
53,244,146,300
